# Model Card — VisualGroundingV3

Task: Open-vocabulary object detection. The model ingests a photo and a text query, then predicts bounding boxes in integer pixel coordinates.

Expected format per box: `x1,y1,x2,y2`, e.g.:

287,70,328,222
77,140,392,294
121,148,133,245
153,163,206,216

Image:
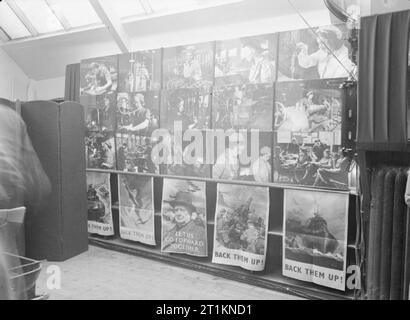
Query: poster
81,93,116,132
85,131,116,170
283,189,349,291
212,132,273,183
212,84,273,131
161,179,208,257
80,55,118,95
212,184,269,271
277,24,355,81
163,42,214,89
86,172,114,236
160,88,211,132
118,50,162,92
215,34,278,87
116,91,160,136
116,133,159,174
118,175,155,245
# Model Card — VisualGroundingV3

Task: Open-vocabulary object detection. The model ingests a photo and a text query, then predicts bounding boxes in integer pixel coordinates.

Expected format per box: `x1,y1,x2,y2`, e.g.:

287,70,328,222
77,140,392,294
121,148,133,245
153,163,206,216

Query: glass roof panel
0,2,31,39
47,0,101,28
111,0,146,18
14,0,63,34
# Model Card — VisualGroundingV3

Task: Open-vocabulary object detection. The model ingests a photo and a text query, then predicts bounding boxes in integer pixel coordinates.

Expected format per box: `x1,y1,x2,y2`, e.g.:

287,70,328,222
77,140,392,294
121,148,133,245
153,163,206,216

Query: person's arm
405,169,410,206
96,67,112,93
297,43,325,69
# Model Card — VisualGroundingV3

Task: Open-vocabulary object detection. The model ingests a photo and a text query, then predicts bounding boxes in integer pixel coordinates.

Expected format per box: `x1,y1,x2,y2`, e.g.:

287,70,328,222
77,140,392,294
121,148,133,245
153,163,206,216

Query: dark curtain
64,63,80,103
358,11,410,151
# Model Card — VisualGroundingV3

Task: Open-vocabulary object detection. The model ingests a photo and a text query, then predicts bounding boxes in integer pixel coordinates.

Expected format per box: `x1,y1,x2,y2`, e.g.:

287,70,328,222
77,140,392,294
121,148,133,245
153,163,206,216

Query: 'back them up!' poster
283,189,349,291
212,184,270,271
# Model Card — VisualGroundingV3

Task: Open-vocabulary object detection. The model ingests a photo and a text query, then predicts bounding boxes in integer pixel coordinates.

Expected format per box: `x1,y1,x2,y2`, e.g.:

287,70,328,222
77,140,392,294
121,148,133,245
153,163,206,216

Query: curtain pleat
64,63,81,103
358,11,410,151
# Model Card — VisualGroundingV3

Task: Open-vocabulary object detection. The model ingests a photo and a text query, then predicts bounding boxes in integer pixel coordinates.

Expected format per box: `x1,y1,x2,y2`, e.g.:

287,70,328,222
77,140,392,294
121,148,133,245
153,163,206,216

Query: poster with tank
85,131,116,170
86,172,114,236
212,131,273,183
215,33,278,87
283,189,349,291
160,88,211,132
118,49,162,92
116,91,160,136
277,24,355,81
212,184,269,271
116,132,160,174
118,174,155,245
163,42,214,90
212,83,274,131
161,179,207,257
80,55,118,95
81,93,116,132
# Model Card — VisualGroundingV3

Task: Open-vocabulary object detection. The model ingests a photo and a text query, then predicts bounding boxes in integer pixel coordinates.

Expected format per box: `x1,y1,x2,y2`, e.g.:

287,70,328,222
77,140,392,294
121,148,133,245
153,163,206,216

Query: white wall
35,76,65,100
0,47,30,101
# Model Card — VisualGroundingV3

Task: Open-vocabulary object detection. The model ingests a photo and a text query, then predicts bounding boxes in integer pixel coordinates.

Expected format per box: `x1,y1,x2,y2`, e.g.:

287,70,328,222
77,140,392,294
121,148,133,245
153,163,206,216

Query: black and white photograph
118,50,162,92
215,33,278,87
161,179,207,257
277,24,355,81
80,55,118,95
86,172,114,236
283,189,349,291
85,131,116,170
160,88,211,132
212,83,274,131
212,132,273,183
163,42,214,90
116,91,160,136
274,79,343,134
213,184,269,271
81,93,117,132
118,175,155,245
3,0,410,304
116,133,159,174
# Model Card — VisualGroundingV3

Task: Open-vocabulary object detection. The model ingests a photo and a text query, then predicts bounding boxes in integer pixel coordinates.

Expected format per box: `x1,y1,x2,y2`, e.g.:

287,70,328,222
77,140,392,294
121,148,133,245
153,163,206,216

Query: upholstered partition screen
358,10,410,151
22,101,88,261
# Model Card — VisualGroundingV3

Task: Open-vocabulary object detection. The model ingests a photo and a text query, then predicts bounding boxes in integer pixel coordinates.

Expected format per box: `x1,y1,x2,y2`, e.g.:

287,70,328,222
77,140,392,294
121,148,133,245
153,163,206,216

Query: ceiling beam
89,0,131,53
6,0,39,37
45,0,72,31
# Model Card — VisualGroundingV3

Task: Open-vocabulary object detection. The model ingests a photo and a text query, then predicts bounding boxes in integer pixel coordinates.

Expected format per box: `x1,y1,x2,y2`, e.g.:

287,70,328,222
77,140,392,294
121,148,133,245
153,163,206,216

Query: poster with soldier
212,84,274,131
81,93,116,132
277,24,355,81
274,79,343,135
116,91,160,136
86,172,114,236
161,179,208,257
160,88,211,132
212,131,273,183
118,175,155,245
215,34,278,87
212,184,269,271
283,189,349,291
85,131,116,170
116,133,160,174
80,55,118,95
118,50,162,92
163,42,214,89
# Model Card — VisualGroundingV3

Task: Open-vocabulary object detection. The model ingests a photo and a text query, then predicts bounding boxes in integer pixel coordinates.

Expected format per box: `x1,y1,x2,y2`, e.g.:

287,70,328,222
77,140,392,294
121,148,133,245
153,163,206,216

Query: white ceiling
3,0,408,81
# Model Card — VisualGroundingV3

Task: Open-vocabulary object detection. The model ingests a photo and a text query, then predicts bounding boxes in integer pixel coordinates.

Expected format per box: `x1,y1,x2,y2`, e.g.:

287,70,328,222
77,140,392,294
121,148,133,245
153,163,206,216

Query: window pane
14,0,63,33
0,2,30,39
111,0,145,18
47,0,101,28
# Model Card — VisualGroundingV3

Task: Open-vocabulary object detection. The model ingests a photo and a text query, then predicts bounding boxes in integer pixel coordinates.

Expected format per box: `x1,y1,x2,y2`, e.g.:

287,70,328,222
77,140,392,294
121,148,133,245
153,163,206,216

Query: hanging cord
287,0,358,81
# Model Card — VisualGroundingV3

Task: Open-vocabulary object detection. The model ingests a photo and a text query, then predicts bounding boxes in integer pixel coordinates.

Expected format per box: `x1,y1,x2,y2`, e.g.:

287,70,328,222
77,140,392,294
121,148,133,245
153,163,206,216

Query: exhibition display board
80,23,361,299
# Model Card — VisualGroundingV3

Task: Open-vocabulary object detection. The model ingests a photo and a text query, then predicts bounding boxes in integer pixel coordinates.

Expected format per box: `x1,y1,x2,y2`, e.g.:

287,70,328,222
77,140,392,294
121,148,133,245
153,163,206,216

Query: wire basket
3,252,43,300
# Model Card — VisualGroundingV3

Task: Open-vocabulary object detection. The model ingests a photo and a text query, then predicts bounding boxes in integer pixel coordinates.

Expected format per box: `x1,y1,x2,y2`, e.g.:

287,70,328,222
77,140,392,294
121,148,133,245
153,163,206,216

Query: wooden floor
35,245,302,300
